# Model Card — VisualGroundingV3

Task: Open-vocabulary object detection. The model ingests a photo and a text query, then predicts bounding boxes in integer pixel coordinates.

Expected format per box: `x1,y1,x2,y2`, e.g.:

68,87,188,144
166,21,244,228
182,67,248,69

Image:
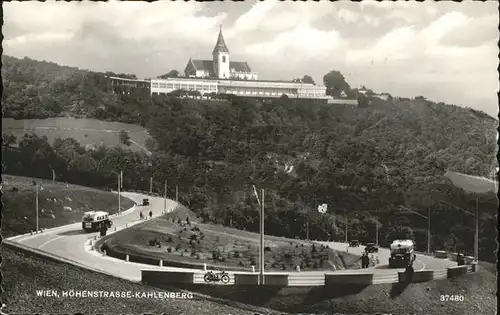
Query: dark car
349,240,360,247
365,243,379,253
142,198,150,206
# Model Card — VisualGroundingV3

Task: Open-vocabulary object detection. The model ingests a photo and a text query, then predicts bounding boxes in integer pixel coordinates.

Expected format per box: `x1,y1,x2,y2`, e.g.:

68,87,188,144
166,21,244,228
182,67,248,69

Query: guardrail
139,264,478,287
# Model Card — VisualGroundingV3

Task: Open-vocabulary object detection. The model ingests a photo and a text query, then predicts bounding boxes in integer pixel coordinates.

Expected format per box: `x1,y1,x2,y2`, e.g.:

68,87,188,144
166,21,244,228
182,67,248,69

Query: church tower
212,25,230,79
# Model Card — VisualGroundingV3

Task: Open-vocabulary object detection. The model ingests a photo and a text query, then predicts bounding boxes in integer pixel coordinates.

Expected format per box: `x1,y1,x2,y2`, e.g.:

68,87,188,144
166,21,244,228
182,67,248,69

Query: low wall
234,274,288,286
448,252,458,261
398,270,434,283
142,270,194,285
434,250,447,259
447,265,469,278
325,273,374,285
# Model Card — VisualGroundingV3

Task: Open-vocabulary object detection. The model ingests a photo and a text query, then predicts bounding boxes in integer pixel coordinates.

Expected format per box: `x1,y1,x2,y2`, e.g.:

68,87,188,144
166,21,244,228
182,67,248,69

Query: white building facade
153,27,328,100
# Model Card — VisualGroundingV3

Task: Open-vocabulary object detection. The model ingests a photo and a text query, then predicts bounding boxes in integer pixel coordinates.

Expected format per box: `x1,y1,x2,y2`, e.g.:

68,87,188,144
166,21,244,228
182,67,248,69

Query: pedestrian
361,253,369,268
149,210,153,219
140,211,143,220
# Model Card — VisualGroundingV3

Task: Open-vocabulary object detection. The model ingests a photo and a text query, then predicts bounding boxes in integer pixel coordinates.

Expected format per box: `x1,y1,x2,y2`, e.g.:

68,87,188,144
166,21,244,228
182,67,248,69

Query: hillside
1,175,136,237
0,245,277,315
2,117,151,153
1,55,498,264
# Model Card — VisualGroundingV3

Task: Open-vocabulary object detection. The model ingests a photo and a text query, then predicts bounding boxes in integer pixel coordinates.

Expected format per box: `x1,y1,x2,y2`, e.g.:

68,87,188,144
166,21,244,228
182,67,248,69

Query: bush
175,244,181,251
166,236,173,242
238,261,245,267
167,247,172,253
311,244,317,253
189,234,198,241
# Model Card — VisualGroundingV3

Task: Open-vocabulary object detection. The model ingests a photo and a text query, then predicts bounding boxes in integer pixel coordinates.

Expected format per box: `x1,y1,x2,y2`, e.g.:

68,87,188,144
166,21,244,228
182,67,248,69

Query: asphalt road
10,191,457,284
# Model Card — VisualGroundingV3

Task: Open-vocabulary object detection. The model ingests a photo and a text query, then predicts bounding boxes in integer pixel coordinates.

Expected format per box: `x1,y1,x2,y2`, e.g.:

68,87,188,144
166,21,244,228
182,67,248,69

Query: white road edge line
39,235,65,249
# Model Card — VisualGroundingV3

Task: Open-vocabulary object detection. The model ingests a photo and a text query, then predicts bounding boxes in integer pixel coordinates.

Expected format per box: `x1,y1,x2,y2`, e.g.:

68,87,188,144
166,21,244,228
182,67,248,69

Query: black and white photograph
1,1,498,315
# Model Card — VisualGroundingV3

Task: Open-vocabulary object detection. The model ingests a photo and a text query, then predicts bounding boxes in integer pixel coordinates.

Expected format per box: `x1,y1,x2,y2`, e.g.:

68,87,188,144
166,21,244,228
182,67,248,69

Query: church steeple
212,25,229,54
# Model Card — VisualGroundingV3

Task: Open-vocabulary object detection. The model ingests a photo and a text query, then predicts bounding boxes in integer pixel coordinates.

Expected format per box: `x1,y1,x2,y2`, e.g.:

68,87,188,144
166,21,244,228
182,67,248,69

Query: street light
439,200,477,261
51,169,56,183
398,205,431,255
252,185,265,285
33,181,39,232
163,180,168,214
110,171,121,215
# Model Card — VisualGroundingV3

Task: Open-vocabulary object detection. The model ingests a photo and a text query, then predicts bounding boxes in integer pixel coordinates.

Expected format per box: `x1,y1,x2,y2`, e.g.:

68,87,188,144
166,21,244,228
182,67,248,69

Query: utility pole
260,188,265,285
427,208,431,255
51,169,55,183
306,219,309,241
475,198,479,262
164,180,167,214
120,171,123,189
375,221,379,247
150,177,153,194
35,182,39,232
344,210,348,243
118,173,121,215
175,185,179,202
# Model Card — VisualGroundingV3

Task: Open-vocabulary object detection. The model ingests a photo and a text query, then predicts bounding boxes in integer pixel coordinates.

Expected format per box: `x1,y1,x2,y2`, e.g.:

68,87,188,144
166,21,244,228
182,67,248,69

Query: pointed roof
213,25,229,54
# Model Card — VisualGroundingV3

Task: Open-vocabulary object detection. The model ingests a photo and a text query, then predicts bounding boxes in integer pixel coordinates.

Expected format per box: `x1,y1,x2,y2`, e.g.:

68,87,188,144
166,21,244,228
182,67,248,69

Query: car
142,198,150,206
365,243,379,253
349,240,360,247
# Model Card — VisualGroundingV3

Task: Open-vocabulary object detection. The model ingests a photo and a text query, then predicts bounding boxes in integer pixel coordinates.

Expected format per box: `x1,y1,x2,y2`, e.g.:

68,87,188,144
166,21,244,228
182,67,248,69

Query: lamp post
111,171,121,214
439,200,477,262
33,181,39,232
164,180,167,214
398,206,431,255
252,185,265,285
344,209,348,243
51,169,56,183
150,176,153,194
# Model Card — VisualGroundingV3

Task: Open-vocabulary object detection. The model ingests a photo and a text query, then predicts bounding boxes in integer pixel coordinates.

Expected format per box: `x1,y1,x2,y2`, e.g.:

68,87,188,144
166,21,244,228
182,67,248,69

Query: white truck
81,211,112,232
388,239,414,268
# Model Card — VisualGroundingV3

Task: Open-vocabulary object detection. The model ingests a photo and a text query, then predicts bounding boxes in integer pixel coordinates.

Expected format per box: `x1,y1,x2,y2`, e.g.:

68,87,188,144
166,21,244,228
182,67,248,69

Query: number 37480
440,294,465,302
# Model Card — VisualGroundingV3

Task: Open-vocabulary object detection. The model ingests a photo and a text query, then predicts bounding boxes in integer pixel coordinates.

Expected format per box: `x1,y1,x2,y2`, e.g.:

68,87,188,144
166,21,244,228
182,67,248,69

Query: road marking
39,235,65,249
417,259,426,271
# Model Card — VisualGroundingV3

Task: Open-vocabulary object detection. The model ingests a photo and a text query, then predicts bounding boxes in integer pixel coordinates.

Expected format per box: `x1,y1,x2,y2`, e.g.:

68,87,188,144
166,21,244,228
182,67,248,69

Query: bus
81,211,112,232
388,239,414,268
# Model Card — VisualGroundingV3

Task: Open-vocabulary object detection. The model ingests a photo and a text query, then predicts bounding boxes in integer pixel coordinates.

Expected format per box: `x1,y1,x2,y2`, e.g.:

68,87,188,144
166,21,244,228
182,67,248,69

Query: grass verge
2,175,135,237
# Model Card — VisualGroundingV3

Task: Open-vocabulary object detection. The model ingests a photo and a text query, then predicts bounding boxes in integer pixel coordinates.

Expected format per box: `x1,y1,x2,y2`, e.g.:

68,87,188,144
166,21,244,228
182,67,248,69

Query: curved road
8,191,457,284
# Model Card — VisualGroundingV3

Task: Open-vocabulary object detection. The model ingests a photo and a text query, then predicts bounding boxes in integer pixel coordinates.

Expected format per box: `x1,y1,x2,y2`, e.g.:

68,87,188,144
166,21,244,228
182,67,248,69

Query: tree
159,70,180,79
323,70,351,98
119,130,131,146
302,75,315,85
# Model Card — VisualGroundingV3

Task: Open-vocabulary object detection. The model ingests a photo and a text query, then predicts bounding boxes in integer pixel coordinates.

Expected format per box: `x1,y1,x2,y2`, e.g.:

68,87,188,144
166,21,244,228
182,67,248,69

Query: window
167,83,174,89
222,56,226,63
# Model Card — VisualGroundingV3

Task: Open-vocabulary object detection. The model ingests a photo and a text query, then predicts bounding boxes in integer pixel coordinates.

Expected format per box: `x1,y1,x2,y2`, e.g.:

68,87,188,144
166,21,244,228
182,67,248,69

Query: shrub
197,239,201,244
264,246,272,252
238,261,244,267
175,244,181,251
196,254,201,259
184,248,189,253
311,244,317,253
166,236,173,242
189,234,198,241
167,247,172,253
177,219,182,224
284,253,292,260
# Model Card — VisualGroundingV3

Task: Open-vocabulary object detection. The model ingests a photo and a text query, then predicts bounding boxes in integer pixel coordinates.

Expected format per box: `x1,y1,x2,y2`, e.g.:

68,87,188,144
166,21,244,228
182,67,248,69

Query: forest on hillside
2,55,498,263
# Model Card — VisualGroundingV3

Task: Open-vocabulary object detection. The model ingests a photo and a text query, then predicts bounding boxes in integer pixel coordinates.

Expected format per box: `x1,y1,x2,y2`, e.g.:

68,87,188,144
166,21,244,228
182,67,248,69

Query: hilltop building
150,26,328,101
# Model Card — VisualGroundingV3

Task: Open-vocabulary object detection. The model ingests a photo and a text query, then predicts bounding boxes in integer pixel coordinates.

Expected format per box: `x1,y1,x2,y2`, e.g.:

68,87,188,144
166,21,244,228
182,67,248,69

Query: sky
3,1,499,116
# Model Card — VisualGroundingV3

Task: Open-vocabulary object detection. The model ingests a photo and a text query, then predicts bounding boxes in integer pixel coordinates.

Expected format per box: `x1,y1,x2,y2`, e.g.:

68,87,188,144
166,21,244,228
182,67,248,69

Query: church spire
213,25,229,54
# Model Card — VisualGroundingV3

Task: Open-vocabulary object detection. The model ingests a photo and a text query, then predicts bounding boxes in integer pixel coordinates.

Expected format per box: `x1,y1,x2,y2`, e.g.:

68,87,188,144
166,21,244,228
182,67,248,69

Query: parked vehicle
142,198,150,206
204,271,230,284
365,243,379,253
389,239,414,268
349,240,360,247
81,211,112,232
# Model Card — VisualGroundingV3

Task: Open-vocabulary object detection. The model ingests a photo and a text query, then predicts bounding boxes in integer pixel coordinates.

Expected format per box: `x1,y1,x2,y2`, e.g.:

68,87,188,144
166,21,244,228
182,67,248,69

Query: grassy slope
2,117,150,152
0,246,280,315
104,208,362,271
2,175,135,237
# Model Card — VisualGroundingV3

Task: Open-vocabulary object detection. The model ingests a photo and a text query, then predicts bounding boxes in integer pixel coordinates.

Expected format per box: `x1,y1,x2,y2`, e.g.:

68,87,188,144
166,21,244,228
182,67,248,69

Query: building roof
213,27,229,54
230,61,252,72
190,59,252,73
